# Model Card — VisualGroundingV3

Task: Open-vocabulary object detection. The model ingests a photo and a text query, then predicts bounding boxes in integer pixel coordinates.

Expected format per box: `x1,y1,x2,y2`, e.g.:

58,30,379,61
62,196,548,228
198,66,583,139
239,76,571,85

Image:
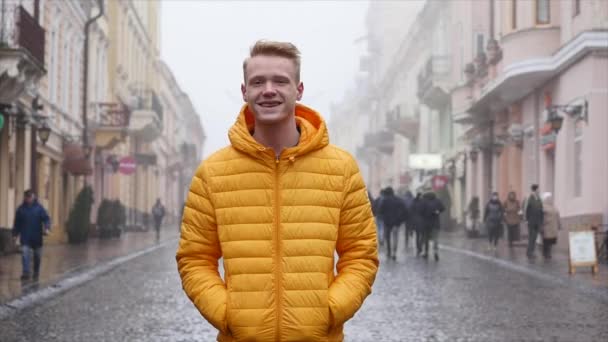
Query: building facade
0,0,205,248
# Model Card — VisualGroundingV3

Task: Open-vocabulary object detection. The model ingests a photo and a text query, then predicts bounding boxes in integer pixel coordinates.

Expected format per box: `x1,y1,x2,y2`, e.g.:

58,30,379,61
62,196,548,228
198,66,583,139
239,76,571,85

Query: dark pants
416,229,424,255
527,223,541,256
421,227,439,256
487,222,501,246
384,224,399,258
22,245,42,276
154,218,162,240
405,223,414,247
543,238,556,258
507,224,520,246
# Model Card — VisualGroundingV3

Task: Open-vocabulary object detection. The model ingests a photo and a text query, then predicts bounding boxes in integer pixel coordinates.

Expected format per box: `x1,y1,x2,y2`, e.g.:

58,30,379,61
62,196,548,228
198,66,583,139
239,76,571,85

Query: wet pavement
0,225,179,304
0,229,607,342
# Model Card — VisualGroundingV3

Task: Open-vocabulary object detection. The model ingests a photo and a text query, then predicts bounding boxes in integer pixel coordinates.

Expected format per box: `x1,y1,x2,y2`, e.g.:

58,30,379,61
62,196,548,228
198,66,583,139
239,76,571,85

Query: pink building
453,0,608,246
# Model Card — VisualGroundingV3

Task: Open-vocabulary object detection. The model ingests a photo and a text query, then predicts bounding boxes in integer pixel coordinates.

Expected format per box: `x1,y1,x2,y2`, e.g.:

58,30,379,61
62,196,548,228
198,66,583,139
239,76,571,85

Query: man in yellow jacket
176,40,379,341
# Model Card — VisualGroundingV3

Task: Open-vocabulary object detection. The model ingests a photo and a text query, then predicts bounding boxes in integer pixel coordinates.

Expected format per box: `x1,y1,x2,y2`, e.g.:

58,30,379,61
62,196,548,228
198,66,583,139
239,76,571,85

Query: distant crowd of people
468,184,561,259
369,187,445,261
369,183,562,262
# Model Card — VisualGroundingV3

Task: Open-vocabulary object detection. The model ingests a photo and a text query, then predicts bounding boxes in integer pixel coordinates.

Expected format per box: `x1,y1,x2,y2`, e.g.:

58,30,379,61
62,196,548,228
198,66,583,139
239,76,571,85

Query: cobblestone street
0,234,607,342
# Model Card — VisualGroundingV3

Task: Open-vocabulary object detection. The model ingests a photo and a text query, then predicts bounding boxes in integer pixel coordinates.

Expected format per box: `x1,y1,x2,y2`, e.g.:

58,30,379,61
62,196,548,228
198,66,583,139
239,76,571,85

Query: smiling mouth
257,102,282,108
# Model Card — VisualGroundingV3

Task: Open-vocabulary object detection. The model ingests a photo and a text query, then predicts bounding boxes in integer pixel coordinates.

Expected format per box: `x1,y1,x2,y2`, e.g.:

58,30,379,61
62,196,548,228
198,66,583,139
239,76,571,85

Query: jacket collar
228,103,329,160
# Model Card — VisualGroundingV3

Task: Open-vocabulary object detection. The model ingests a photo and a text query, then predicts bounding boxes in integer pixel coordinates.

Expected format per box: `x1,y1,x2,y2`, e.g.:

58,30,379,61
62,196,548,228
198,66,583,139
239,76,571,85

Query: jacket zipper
273,156,283,341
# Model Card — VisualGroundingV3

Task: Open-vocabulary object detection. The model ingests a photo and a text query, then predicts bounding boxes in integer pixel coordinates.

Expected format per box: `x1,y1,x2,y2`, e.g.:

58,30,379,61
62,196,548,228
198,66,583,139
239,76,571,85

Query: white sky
161,0,370,158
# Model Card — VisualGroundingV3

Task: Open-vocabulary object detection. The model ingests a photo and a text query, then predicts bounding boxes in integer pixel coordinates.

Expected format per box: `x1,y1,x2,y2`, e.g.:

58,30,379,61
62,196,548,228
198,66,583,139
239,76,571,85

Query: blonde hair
243,40,301,83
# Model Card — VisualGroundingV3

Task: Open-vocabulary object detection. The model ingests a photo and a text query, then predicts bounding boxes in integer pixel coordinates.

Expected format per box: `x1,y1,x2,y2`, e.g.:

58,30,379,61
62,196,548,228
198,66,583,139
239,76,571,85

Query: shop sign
118,156,137,175
432,175,449,191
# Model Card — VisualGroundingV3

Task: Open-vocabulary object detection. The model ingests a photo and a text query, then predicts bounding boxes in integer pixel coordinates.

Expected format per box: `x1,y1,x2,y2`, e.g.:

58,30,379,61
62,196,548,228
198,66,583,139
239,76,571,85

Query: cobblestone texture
0,238,607,342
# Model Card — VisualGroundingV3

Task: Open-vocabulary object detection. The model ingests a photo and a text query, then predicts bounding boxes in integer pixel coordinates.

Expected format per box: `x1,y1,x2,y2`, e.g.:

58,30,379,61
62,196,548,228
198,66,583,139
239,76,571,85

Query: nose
262,81,277,97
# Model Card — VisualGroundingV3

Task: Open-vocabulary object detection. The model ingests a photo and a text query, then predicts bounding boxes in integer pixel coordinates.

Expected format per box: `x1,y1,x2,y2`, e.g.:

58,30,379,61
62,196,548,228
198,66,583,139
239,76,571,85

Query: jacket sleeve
329,157,379,328
176,166,228,333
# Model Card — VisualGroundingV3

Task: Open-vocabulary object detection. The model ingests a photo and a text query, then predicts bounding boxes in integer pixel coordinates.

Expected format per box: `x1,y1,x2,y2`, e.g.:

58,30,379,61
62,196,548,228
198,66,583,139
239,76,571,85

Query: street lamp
83,144,93,159
547,109,564,134
38,121,51,145
469,149,479,162
493,142,504,157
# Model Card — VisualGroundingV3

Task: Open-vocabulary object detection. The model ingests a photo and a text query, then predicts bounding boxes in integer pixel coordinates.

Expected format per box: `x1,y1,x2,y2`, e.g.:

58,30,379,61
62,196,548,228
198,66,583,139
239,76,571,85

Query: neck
252,116,300,158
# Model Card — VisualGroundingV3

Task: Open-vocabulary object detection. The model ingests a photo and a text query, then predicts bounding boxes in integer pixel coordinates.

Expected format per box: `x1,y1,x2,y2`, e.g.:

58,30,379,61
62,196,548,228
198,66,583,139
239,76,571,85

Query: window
49,28,57,102
475,33,485,57
61,32,71,112
573,0,581,17
511,0,517,30
573,121,583,197
536,0,550,25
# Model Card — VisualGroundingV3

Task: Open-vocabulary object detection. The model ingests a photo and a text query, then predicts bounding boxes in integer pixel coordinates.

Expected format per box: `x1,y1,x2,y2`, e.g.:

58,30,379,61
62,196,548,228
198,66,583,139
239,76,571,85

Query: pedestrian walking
176,40,379,341
503,191,522,247
372,189,386,247
484,192,505,250
421,191,445,261
402,190,415,248
378,186,408,260
411,192,426,256
466,196,481,237
12,190,51,280
151,198,166,240
540,192,561,259
524,184,544,258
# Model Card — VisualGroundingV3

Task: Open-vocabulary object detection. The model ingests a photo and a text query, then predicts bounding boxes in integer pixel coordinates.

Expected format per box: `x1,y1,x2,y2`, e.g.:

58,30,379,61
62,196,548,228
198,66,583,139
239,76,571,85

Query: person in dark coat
421,191,445,261
402,191,415,248
12,190,51,280
524,184,544,258
151,198,166,240
484,192,505,250
378,187,407,260
373,189,387,246
410,192,426,256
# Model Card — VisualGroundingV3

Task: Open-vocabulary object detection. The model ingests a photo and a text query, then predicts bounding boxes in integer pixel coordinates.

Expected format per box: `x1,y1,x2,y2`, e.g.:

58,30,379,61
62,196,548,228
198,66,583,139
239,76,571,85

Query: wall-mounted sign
539,123,556,150
432,175,449,191
118,156,137,175
409,154,442,170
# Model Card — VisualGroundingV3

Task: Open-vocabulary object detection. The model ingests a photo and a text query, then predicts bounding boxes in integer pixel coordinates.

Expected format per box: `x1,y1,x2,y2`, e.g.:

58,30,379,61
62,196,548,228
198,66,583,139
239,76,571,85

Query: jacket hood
228,103,329,159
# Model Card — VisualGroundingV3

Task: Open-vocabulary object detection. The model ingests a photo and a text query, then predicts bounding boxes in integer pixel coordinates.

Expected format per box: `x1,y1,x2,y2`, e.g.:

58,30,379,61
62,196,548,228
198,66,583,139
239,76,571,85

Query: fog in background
161,0,375,157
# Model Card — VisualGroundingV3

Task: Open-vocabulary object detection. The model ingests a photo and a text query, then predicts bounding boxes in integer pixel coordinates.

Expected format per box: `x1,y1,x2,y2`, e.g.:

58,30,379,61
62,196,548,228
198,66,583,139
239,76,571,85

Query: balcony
364,130,393,155
90,102,131,149
416,56,450,109
385,107,419,141
129,88,163,142
0,5,45,103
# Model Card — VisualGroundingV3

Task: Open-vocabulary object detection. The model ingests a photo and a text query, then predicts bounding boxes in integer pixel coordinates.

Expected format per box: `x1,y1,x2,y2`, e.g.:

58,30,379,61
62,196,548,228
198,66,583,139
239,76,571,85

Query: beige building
0,0,97,243
1,0,204,249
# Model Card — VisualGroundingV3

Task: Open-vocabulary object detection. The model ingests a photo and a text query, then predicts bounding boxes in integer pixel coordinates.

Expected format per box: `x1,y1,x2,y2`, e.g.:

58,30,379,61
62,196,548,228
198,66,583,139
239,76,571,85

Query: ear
296,82,304,101
241,84,247,102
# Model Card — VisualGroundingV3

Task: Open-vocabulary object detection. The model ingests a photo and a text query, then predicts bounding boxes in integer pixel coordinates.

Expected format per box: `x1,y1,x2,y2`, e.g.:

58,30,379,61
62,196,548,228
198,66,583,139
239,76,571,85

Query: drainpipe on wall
82,0,104,180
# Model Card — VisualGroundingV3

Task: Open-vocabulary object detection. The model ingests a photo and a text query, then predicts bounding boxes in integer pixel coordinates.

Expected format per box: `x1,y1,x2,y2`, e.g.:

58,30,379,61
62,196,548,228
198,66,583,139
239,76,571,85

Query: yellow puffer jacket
177,103,378,342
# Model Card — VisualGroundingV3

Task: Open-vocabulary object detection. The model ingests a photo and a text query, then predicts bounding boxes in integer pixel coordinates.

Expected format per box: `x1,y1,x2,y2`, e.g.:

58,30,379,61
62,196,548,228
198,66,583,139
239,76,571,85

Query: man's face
241,55,303,125
25,194,35,205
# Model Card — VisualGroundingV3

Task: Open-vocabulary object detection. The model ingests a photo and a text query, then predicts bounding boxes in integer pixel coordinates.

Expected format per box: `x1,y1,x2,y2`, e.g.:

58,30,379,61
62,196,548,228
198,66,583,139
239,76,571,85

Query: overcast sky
161,0,369,158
